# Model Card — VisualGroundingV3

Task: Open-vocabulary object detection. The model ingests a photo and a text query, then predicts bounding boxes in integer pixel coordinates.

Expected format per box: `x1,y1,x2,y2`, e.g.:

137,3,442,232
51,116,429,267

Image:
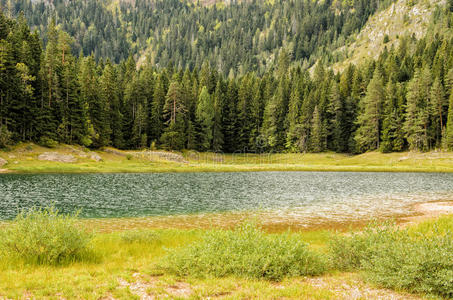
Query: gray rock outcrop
38,152,77,163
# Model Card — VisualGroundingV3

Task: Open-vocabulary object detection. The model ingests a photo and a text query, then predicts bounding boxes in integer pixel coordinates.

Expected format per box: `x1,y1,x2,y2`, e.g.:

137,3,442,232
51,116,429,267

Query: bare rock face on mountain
38,152,77,163
0,157,7,167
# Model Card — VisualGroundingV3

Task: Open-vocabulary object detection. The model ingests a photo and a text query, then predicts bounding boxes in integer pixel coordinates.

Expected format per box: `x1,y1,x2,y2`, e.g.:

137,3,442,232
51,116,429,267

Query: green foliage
446,91,453,149
0,207,92,265
329,221,453,298
3,0,391,73
38,136,58,148
2,5,453,155
0,125,12,148
329,222,400,271
161,223,327,281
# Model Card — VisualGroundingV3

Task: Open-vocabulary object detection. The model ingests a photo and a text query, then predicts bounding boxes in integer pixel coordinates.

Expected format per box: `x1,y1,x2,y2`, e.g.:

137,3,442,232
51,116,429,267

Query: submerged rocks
0,157,7,167
38,152,77,163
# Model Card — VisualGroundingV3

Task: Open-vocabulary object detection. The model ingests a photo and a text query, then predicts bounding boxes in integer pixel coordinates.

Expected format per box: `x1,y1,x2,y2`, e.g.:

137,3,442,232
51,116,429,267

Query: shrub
329,221,453,298
0,125,12,148
161,223,326,281
362,233,453,298
38,136,58,148
0,207,92,265
328,222,400,271
126,154,133,160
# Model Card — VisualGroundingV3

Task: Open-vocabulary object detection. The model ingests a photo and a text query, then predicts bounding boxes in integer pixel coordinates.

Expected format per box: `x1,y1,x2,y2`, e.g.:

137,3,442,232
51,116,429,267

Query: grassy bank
2,143,453,173
0,208,452,299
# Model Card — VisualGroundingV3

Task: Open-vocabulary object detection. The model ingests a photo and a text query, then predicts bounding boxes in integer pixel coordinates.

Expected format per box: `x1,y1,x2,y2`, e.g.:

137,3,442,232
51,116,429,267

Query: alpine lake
1,171,453,230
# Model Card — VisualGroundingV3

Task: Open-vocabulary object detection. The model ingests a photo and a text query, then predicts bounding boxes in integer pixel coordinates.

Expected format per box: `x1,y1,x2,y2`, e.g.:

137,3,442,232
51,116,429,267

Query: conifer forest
1,0,453,154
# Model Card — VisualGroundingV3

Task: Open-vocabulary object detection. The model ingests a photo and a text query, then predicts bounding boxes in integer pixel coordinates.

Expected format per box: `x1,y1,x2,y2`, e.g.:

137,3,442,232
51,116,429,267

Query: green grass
2,143,453,173
0,225,339,299
1,209,452,299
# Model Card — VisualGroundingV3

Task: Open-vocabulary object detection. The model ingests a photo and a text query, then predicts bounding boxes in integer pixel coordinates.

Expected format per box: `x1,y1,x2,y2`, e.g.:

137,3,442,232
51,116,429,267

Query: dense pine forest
2,0,393,72
1,1,453,153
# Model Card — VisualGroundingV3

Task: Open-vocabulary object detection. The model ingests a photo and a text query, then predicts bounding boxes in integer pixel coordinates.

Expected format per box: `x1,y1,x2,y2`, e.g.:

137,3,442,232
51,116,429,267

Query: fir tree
355,68,384,152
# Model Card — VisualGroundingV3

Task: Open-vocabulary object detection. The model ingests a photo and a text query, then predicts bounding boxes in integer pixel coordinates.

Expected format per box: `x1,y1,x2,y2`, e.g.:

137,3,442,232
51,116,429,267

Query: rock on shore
38,152,77,163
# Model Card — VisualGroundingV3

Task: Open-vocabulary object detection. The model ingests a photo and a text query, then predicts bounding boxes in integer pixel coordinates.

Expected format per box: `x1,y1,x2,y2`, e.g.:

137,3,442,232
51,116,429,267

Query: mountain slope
332,0,446,71
2,0,394,74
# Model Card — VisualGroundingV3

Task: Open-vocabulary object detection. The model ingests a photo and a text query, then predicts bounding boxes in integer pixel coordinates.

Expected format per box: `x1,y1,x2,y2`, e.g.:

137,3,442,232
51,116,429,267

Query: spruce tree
404,67,432,151
354,68,384,152
429,77,446,147
445,90,453,150
196,86,214,150
160,79,186,149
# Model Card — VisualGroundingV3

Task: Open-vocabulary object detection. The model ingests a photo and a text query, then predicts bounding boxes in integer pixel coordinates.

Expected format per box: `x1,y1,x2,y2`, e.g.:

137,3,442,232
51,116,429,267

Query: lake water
0,172,453,224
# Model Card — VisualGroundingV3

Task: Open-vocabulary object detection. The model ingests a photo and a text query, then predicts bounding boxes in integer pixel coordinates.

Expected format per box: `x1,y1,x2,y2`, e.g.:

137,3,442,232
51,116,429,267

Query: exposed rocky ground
38,152,77,163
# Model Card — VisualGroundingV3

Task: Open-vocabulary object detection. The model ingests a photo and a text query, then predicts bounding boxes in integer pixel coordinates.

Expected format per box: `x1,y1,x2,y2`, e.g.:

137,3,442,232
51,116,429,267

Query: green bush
362,233,453,298
328,222,400,271
161,223,327,281
0,125,12,148
0,207,92,265
329,221,453,298
38,136,58,148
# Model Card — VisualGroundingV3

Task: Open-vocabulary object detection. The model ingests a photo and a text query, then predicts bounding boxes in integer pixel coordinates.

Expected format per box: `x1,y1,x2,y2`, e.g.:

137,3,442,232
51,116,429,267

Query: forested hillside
2,0,393,74
1,1,453,154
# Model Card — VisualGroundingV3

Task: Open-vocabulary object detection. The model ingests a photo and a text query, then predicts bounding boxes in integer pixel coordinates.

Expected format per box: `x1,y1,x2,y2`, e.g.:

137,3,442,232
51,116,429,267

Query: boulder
38,152,77,163
0,157,7,167
89,153,102,162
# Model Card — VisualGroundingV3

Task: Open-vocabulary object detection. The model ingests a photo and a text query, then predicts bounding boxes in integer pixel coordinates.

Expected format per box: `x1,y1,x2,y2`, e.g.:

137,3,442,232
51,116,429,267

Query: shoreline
1,200,448,233
1,143,453,174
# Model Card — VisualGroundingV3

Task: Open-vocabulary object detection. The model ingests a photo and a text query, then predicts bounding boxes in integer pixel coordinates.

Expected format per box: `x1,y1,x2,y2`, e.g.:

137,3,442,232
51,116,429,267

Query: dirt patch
399,201,453,226
303,274,421,300
118,273,192,299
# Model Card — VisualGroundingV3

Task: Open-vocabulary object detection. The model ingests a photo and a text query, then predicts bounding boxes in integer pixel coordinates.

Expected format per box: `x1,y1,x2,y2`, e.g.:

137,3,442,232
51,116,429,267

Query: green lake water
0,172,453,223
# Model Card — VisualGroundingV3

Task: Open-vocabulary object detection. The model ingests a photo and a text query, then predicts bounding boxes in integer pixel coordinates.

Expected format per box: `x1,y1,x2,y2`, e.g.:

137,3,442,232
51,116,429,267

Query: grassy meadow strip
2,143,453,173
0,207,452,298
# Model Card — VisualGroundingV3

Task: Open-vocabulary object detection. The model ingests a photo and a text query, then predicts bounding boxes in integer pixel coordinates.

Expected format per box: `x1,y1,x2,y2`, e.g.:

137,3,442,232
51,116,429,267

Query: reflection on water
0,172,452,226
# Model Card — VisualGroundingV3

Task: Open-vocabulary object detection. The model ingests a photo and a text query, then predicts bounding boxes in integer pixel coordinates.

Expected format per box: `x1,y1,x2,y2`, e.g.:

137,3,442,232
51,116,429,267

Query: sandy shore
400,201,453,226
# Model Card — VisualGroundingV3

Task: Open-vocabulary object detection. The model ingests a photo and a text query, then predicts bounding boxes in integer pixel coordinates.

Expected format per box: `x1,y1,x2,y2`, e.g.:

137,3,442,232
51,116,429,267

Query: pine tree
404,67,432,151
160,79,186,150
355,68,384,152
445,90,453,150
196,86,214,150
310,105,323,152
212,81,224,151
150,74,166,144
429,77,446,147
329,81,347,152
380,81,405,152
285,82,302,151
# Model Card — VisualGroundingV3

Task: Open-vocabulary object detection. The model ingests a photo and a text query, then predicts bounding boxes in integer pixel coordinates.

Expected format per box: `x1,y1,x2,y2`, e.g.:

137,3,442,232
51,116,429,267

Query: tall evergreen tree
355,68,384,152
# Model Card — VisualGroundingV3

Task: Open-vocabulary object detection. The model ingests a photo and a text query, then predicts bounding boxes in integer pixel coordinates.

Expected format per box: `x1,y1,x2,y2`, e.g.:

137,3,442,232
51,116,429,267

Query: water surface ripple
0,172,452,222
